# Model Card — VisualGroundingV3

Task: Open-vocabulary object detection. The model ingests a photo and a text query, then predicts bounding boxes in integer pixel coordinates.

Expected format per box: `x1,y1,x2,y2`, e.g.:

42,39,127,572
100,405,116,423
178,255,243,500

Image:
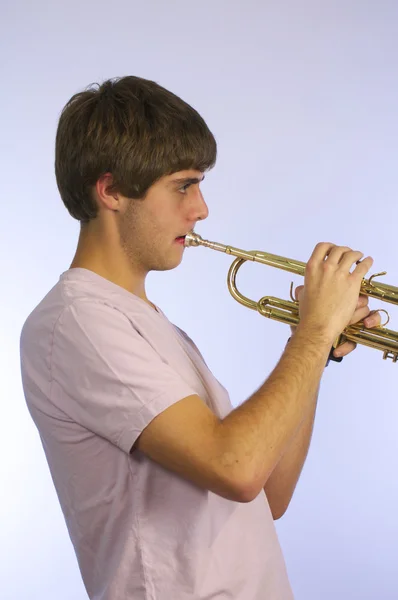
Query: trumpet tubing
184,231,398,363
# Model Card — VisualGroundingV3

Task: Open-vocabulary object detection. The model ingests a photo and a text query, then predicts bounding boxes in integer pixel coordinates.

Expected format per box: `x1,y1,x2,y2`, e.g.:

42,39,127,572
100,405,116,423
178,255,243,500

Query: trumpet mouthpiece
184,232,202,247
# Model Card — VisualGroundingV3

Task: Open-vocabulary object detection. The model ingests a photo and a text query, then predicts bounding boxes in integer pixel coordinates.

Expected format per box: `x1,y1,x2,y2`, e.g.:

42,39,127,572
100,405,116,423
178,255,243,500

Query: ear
94,173,121,212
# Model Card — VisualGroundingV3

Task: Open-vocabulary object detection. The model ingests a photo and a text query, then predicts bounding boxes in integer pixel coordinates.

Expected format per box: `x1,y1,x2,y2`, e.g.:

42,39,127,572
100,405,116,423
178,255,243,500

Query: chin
149,245,185,272
151,257,183,272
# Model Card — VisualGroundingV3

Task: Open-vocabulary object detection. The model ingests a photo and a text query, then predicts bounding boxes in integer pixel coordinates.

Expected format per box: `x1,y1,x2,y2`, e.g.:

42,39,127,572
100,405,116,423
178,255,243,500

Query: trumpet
184,231,398,363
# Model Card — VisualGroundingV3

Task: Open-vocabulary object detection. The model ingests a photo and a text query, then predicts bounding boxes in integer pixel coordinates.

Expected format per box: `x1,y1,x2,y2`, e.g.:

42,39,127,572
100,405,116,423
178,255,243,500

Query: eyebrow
170,174,206,186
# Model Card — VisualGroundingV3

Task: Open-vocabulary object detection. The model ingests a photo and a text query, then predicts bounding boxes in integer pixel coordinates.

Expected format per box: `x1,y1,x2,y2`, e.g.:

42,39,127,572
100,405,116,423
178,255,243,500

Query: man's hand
291,285,382,358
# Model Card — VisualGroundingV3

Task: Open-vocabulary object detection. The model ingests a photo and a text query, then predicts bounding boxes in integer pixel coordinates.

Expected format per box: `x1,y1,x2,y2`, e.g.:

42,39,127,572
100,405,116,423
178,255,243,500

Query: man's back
20,267,293,599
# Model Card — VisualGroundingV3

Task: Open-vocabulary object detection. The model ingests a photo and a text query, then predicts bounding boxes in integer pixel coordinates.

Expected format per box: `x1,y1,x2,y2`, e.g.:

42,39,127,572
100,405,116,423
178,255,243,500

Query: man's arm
263,384,319,519
263,325,320,520
216,327,330,501
136,327,330,503
263,293,380,520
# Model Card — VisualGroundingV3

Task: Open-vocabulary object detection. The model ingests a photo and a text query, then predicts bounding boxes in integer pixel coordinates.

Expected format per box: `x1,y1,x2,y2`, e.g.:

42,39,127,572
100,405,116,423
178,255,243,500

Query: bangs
151,114,217,178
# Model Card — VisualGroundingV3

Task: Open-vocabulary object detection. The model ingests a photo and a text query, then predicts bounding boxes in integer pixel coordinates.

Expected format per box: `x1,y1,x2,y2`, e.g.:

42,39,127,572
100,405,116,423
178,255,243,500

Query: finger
338,250,365,272
357,294,369,309
326,246,356,266
333,340,357,357
348,305,371,325
363,310,382,328
308,242,336,265
353,256,374,279
294,285,304,301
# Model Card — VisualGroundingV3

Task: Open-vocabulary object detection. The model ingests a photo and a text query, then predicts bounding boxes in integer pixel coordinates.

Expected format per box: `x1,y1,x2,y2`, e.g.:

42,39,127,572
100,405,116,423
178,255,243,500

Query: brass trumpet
184,231,398,362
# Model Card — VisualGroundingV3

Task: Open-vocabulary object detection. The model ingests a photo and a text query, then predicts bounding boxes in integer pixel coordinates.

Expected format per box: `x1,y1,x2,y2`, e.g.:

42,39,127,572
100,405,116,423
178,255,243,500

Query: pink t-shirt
20,268,293,600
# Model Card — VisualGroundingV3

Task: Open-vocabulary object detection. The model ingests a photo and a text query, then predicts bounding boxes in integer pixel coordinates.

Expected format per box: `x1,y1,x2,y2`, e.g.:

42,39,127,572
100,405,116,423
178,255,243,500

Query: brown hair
55,76,217,223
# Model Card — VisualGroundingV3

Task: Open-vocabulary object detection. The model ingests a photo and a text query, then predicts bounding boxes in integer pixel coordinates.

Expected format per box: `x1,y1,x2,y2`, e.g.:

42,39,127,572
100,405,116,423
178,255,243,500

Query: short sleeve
50,299,197,453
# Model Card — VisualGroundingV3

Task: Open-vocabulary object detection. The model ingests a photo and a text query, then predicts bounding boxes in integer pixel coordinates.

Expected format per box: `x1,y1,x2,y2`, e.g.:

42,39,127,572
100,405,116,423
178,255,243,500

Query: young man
20,76,379,600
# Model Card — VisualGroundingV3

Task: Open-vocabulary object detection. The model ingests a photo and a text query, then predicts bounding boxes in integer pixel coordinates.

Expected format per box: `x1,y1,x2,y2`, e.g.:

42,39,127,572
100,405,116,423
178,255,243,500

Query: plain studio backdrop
2,1,398,599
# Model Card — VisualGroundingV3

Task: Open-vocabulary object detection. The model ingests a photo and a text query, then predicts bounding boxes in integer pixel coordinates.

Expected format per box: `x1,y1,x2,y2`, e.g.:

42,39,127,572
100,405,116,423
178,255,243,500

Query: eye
179,183,191,194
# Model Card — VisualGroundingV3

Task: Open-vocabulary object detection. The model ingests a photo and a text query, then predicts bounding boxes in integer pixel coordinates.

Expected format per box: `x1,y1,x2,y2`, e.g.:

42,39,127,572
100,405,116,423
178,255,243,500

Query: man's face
117,169,209,274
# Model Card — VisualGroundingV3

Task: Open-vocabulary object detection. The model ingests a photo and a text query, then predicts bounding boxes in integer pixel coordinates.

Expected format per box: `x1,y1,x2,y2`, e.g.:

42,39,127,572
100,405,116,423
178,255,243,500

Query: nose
188,188,209,222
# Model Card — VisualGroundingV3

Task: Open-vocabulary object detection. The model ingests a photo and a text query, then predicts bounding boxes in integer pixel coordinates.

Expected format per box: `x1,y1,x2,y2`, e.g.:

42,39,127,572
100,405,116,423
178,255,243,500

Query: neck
70,222,152,306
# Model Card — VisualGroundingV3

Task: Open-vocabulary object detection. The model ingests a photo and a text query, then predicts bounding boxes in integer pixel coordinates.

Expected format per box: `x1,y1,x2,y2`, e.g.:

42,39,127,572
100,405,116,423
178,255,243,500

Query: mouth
175,235,186,245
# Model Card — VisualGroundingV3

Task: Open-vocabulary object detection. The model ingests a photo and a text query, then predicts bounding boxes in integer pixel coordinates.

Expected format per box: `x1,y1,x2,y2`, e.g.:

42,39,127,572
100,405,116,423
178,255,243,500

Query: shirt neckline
59,267,163,316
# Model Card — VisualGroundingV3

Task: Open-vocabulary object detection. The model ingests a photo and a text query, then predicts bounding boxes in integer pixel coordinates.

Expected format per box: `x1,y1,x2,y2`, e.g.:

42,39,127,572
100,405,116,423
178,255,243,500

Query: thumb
294,284,305,302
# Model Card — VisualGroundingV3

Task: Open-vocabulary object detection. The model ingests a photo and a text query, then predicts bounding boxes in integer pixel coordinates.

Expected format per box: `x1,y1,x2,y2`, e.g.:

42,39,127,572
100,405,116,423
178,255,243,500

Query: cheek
119,207,136,238
148,208,174,235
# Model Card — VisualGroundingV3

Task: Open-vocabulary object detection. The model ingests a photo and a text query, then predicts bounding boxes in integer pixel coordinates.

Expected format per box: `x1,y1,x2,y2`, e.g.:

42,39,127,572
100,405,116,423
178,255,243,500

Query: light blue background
2,1,398,598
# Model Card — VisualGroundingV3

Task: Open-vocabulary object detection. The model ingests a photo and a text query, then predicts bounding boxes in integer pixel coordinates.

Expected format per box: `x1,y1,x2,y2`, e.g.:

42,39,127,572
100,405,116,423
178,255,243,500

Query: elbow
216,470,260,504
228,464,275,504
231,476,265,504
237,487,261,504
230,483,290,512
270,506,288,520
215,432,269,503
265,490,291,520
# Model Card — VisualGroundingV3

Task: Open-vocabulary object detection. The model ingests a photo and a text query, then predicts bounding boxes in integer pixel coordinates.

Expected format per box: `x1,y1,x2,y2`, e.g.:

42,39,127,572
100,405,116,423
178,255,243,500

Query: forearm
218,326,330,500
264,384,319,518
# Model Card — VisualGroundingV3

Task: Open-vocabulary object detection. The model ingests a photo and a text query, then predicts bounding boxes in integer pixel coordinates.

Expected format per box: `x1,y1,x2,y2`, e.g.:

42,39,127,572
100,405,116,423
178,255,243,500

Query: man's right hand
297,242,374,344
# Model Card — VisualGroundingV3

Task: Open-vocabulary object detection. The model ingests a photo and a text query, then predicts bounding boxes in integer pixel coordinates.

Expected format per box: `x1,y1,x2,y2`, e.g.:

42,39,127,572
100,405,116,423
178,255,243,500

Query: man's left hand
291,285,382,359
